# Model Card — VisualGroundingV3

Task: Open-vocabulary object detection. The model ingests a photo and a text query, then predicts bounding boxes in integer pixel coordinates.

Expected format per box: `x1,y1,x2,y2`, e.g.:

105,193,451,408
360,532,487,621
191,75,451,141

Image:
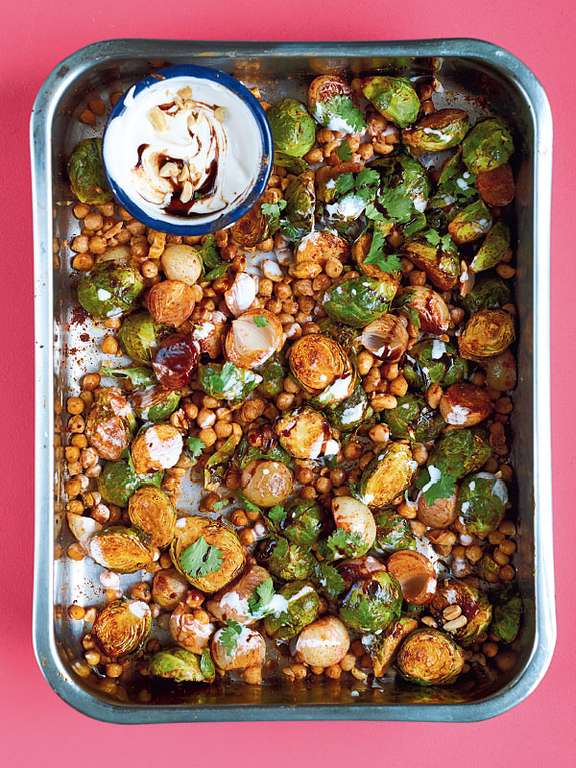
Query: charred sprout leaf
118,312,161,365
199,649,216,681
403,109,470,153
248,577,275,616
68,138,112,204
263,582,321,640
98,457,162,507
273,152,308,175
462,276,511,313
491,592,522,644
204,434,240,491
149,647,214,683
374,511,417,553
326,384,372,432
101,366,157,388
256,536,315,580
235,439,292,471
261,199,287,234
457,472,508,534
132,386,181,423
199,362,262,401
322,277,397,328
470,222,511,274
312,561,346,599
256,356,285,397
179,537,223,579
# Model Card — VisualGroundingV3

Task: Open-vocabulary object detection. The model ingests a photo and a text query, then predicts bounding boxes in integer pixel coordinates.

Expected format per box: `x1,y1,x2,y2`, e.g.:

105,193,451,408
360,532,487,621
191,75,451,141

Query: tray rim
31,37,555,724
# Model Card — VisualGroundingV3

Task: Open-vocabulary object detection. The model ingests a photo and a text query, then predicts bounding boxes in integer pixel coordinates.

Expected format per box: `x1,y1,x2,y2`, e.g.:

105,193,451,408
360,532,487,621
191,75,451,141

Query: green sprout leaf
248,577,276,616
203,264,229,282
220,620,243,655
213,499,230,512
100,365,157,388
179,537,223,578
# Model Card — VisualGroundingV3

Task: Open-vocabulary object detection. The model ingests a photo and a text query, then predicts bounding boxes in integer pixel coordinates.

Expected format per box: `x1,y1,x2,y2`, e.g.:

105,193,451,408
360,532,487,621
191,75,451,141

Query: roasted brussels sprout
439,383,493,428
85,387,135,461
171,515,246,593
153,332,200,389
128,486,176,548
325,384,372,432
430,578,492,646
256,355,285,398
470,222,511,274
294,616,350,667
361,314,409,363
264,581,321,640
294,229,349,265
337,555,386,588
98,457,162,507
267,98,316,158
131,385,181,423
161,244,203,285
149,647,215,683
78,262,144,319
462,118,514,175
476,163,515,207
204,434,240,491
402,234,460,291
404,339,468,391
458,309,515,360
402,109,470,153
362,76,420,129
308,75,365,133
424,428,491,483
151,568,188,610
169,602,215,654
374,510,417,553
339,570,403,633
284,171,316,237
328,496,377,559
462,276,511,314
211,626,266,671
448,199,493,245
387,550,437,605
288,334,352,398
241,460,294,508
68,138,112,204
233,432,291,471
359,442,417,507
118,312,161,365
396,628,465,685
256,536,314,581
88,526,155,573
146,279,196,328
269,498,326,547
323,277,397,329
230,196,271,247
491,590,522,644
396,287,450,335
92,599,151,658
206,565,273,625
382,394,446,442
131,424,183,474
457,472,508,534
199,361,262,401
225,309,284,369
368,616,419,677
417,491,458,530
275,407,339,459
482,349,517,392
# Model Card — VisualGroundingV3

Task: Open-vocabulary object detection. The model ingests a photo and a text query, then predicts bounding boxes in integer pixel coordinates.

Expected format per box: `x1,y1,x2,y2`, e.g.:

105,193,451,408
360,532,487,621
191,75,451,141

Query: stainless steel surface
31,38,555,723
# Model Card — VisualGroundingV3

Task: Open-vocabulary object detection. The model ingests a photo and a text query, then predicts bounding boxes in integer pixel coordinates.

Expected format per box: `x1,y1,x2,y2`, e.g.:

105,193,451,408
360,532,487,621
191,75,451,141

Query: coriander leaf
253,315,268,328
364,202,385,221
312,560,346,599
325,528,366,559
424,228,441,247
204,264,229,282
219,620,242,654
267,505,286,525
199,235,221,270
422,471,458,505
441,233,456,253
261,200,287,235
334,173,355,196
355,168,380,188
336,142,353,162
236,494,262,516
280,220,302,241
378,187,414,223
323,95,366,133
186,436,205,459
213,499,229,512
179,537,223,578
363,224,402,273
248,577,275,615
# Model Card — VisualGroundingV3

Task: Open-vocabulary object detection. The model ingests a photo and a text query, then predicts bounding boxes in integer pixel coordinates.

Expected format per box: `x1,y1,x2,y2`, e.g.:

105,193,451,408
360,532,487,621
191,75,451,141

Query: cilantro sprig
312,561,346,599
248,577,276,616
179,537,222,578
219,620,243,655
421,469,458,505
261,200,287,235
363,222,402,274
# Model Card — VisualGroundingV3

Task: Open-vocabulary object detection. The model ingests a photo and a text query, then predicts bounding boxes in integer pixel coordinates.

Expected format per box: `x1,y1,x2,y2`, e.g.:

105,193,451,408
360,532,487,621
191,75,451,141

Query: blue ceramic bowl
102,64,273,235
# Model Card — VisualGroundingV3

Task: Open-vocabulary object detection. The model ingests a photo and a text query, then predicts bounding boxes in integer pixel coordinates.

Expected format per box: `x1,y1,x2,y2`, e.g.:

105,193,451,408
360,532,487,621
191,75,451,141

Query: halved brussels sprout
68,138,112,204
402,109,470,153
387,550,437,605
101,364,156,388
241,460,294,508
396,287,450,335
270,498,326,547
230,197,270,247
206,565,272,625
288,334,349,394
417,491,457,530
78,263,144,319
323,277,397,329
131,423,183,474
153,332,200,389
404,339,468,391
482,349,517,392
284,171,316,238
402,235,460,291
161,244,203,285
308,75,366,133
146,279,196,328
267,98,316,158
325,384,372,432
131,385,181,423
462,118,514,175
98,457,162,507
448,199,493,245
418,429,490,493
359,442,417,507
476,163,515,207
256,355,285,398
430,578,493,646
491,590,522,644
275,407,339,460
88,526,155,573
256,536,315,581
169,602,215,654
171,515,246,593
328,496,377,559
470,222,511,274
339,570,403,633
361,315,409,363
152,568,188,610
92,599,151,657
85,388,135,461
370,153,431,228
294,230,349,265
264,581,321,640
457,472,508,534
374,510,417,553
368,616,419,677
458,309,515,360
396,628,465,685
118,312,162,365
211,626,266,671
128,486,176,548
225,309,284,370
337,555,386,588
204,434,240,491
439,383,493,428
462,276,511,314
199,361,262,401
294,616,350,667
149,647,215,683
382,394,446,442
362,76,420,129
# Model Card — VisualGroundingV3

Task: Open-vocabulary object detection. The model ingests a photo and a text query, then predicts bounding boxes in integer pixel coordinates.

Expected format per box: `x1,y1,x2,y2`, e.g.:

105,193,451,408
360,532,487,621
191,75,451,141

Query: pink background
1,0,574,764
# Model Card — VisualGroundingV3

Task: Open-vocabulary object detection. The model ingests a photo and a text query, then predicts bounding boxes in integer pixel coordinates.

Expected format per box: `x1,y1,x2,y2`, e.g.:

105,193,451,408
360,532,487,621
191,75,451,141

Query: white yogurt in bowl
103,66,272,235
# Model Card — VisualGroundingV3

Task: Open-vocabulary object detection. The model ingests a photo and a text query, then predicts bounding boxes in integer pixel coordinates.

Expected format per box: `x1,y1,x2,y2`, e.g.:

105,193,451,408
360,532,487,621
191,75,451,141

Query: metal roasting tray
31,38,555,724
